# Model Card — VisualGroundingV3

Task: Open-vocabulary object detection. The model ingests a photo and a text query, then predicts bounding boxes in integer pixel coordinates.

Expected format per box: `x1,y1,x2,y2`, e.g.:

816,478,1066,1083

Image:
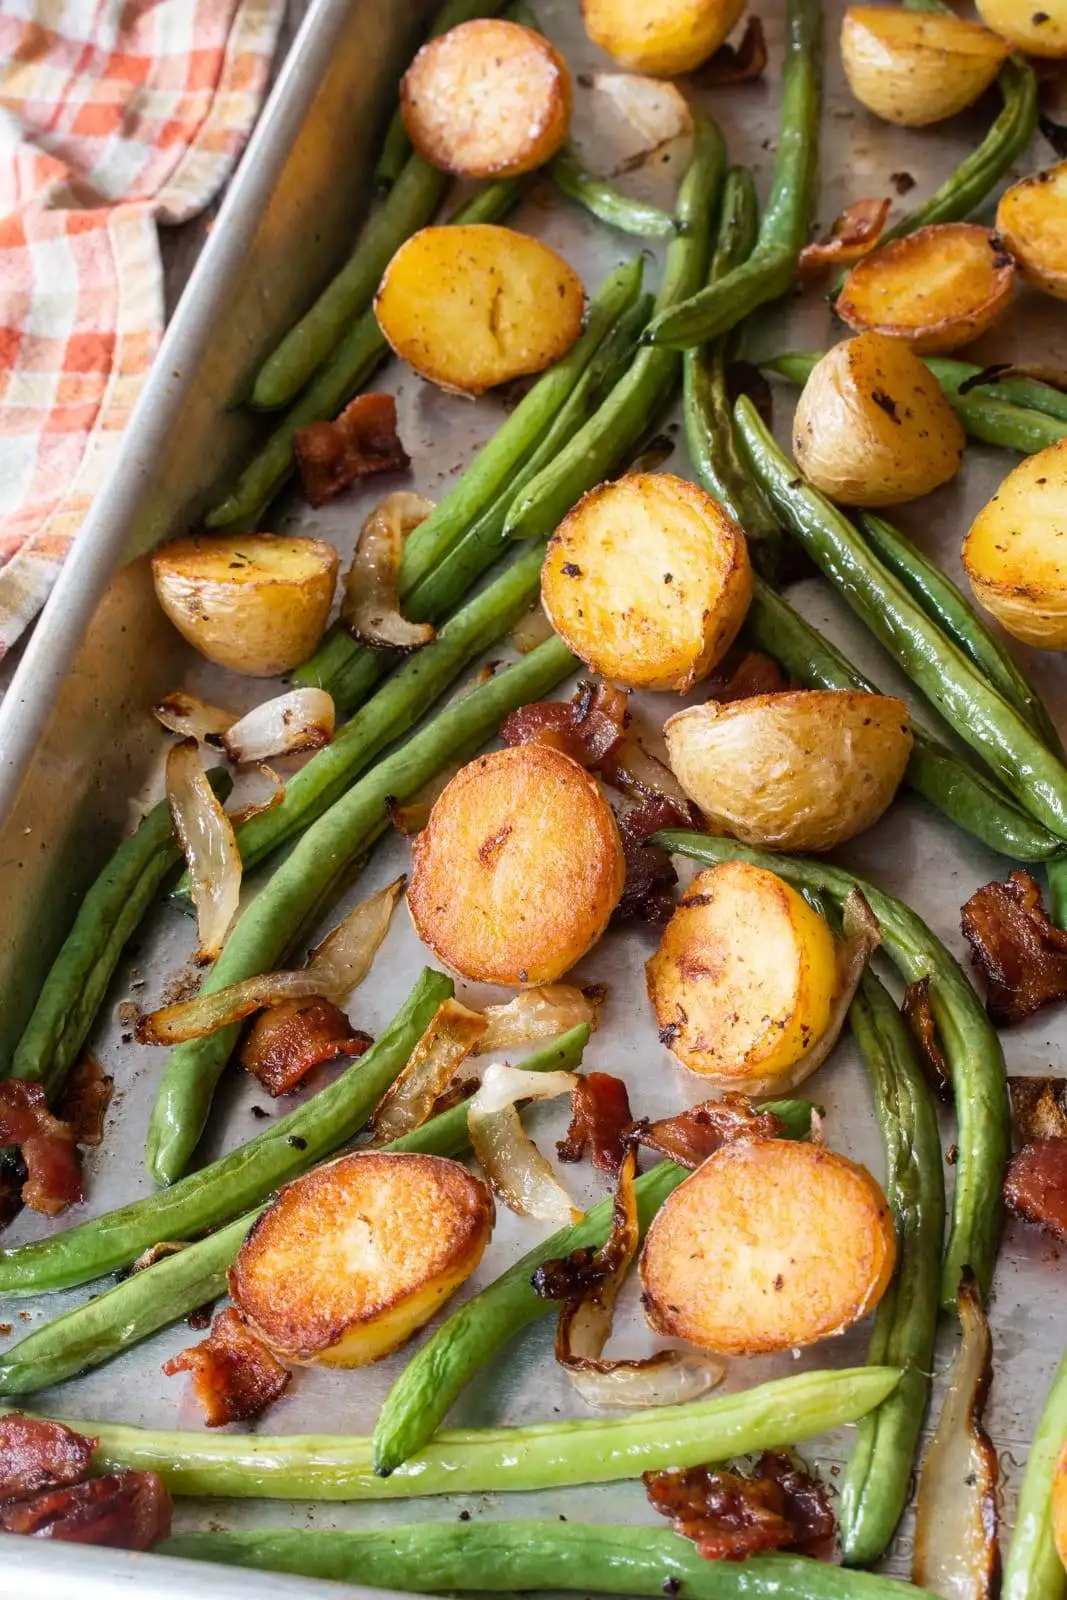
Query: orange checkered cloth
0,0,286,657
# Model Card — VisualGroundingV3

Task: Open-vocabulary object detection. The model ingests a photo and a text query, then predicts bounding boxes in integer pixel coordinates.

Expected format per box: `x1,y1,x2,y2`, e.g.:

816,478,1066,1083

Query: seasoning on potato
401,19,572,179
976,0,1067,56
640,1139,897,1356
408,744,625,986
229,1152,493,1366
540,473,751,692
582,0,745,76
841,6,1008,127
374,225,585,396
837,224,1015,355
151,533,338,678
963,438,1067,649
997,163,1067,302
665,689,913,852
792,332,965,506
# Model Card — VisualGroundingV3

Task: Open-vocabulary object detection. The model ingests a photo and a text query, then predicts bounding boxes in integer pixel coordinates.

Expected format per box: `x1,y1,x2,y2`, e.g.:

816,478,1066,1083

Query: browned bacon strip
293,393,409,506
644,1452,834,1561
627,1094,783,1170
1004,1136,1067,1240
59,1053,114,1146
613,797,685,925
238,998,372,1097
0,1415,96,1501
500,678,628,768
961,870,1067,1025
162,1306,291,1425
798,198,891,281
0,1471,172,1550
557,1072,633,1175
0,1082,82,1215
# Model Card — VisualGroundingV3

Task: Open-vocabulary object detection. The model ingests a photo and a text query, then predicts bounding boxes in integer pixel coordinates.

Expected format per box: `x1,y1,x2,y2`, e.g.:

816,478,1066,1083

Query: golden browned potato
977,0,1067,56
375,225,584,397
640,1139,897,1356
541,473,752,692
230,1152,493,1365
793,332,965,506
645,862,840,1087
963,439,1067,648
151,534,338,677
408,744,625,986
582,0,745,75
841,7,1008,126
401,19,572,179
665,690,913,852
997,163,1067,302
1052,1440,1067,1569
838,224,1015,354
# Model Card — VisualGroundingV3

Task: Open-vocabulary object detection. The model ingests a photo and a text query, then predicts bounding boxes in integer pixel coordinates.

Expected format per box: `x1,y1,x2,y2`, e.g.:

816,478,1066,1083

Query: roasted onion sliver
221,689,335,765
340,492,436,652
153,691,235,744
601,732,695,815
510,603,555,655
468,1063,581,1223
476,984,606,1054
305,875,406,997
371,999,487,1142
592,73,693,175
166,739,242,964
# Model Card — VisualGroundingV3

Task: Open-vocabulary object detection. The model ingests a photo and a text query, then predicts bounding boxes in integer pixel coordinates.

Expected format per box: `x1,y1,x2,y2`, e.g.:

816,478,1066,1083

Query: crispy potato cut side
997,163,1067,302
541,473,752,693
964,438,1067,649
665,690,912,852
151,534,338,678
230,1153,493,1366
407,744,625,986
401,20,571,179
1053,1441,1067,1569
640,1139,897,1356
582,0,745,76
793,332,965,506
838,224,1015,355
374,225,584,396
841,7,1008,127
646,862,839,1085
977,0,1067,56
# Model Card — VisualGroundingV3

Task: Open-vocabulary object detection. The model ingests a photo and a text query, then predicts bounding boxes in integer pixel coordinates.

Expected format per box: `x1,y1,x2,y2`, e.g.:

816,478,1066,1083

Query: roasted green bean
1002,1351,1067,1600
926,356,1067,424
550,146,678,239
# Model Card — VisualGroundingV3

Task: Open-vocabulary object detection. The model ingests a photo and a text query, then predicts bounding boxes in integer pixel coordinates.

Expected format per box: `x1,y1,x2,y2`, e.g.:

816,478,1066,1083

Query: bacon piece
644,1452,835,1561
612,797,685,926
0,1471,172,1550
293,393,409,507
903,978,952,1103
238,998,372,1097
0,1082,82,1215
501,678,629,768
0,1415,96,1501
961,870,1067,1025
693,16,767,84
0,1161,24,1230
58,1053,114,1146
1009,1077,1067,1144
627,1093,783,1170
1004,1137,1067,1239
162,1306,291,1425
798,197,891,281
557,1072,633,1175
704,649,788,704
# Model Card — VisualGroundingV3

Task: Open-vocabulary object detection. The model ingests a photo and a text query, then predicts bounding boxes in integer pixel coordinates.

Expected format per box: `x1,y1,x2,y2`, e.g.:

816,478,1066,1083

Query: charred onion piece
599,732,697,816
557,1072,633,1175
476,984,607,1054
340,492,436,651
0,1082,82,1216
166,737,241,964
691,16,768,85
902,977,952,1103
0,1470,172,1550
220,688,335,765
152,691,234,744
961,869,1067,1024
1004,1136,1067,1239
627,1094,785,1170
58,1053,113,1147
591,72,694,176
239,999,372,1097
293,392,410,507
510,603,555,656
1009,1077,1067,1144
644,1451,835,1560
371,998,487,1142
162,1306,291,1427
798,197,891,281
0,1415,96,1500
468,1063,581,1223
500,678,629,768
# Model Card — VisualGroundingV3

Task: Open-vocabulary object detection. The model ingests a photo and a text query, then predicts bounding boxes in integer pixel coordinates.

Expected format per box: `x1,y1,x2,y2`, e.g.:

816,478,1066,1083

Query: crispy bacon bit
58,1053,114,1147
693,16,767,84
238,998,372,1097
902,978,952,1103
704,649,788,704
1009,1077,1067,1144
627,1093,783,1170
557,1072,633,1175
961,870,1067,1025
163,1306,291,1426
0,1470,172,1550
500,678,629,768
614,797,685,925
798,197,891,281
0,1082,82,1216
1004,1137,1067,1239
293,393,409,507
645,1452,835,1560
0,1415,96,1501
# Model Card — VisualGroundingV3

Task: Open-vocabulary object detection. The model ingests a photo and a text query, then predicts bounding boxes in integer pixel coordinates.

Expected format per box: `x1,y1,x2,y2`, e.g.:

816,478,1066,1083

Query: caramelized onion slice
468,1063,581,1223
511,602,555,655
903,976,952,1103
166,738,241,964
592,73,693,174
600,732,696,816
305,874,406,997
340,492,436,651
371,999,487,1142
221,689,335,765
798,197,891,281
476,984,607,1054
153,691,235,744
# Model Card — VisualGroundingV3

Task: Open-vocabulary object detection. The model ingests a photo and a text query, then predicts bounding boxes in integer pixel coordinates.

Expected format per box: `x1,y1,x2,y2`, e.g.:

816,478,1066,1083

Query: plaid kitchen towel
0,0,286,658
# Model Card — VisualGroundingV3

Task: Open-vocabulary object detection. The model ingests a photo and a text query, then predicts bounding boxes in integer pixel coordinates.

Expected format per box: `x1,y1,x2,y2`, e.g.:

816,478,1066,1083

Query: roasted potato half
1052,1441,1067,1570
401,20,572,178
374,225,584,396
976,0,1067,56
151,533,338,677
408,744,625,986
793,332,965,506
582,0,745,75
665,690,913,852
838,224,1015,355
646,862,840,1088
640,1139,897,1356
964,439,1067,648
541,473,752,692
841,7,1008,126
997,163,1067,302
230,1152,493,1365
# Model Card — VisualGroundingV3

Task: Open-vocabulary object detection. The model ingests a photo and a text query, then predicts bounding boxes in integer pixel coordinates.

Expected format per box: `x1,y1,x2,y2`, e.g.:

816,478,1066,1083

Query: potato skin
964,438,1067,649
151,533,338,677
375,225,584,397
401,20,571,179
977,0,1067,56
645,862,839,1086
838,224,1015,355
997,163,1067,302
582,0,745,75
640,1139,897,1356
541,473,752,692
230,1152,493,1366
665,690,912,852
408,744,625,986
1053,1441,1067,1570
841,7,1008,127
793,332,965,507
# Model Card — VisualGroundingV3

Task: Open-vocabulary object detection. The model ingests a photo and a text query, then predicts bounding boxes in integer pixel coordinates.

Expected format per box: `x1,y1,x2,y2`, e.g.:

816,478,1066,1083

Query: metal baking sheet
2,0,1066,1593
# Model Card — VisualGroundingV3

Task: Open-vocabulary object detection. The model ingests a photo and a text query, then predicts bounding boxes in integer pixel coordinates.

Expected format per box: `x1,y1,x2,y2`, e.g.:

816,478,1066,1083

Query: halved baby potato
976,0,1067,56
582,0,745,75
541,473,752,692
401,19,572,178
645,862,839,1087
151,533,338,677
964,438,1067,649
838,224,1016,354
793,332,965,506
1052,1440,1067,1569
997,163,1067,302
229,1152,493,1366
375,225,584,397
665,690,913,852
408,744,625,986
640,1138,897,1356
841,7,1009,127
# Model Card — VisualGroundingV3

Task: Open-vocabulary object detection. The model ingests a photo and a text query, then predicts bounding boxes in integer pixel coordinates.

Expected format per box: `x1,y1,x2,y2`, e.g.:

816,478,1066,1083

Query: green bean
162,1521,937,1598
505,113,725,541
653,830,1009,1312
550,146,678,239
926,356,1067,423
838,971,945,1566
147,635,577,1186
643,0,821,351
0,1028,589,1396
1002,1351,1067,1600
